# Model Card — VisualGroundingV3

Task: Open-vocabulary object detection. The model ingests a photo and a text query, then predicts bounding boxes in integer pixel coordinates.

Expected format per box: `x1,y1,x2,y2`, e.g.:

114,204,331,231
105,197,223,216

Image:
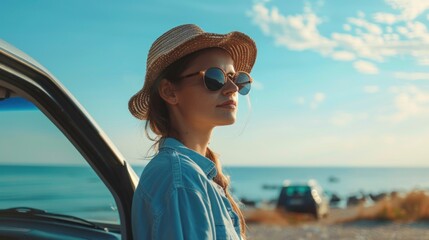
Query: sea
1,165,429,223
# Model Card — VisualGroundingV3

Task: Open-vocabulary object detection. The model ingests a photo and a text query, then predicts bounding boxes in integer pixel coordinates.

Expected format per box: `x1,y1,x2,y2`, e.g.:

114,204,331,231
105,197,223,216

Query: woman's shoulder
143,147,207,177
136,147,211,197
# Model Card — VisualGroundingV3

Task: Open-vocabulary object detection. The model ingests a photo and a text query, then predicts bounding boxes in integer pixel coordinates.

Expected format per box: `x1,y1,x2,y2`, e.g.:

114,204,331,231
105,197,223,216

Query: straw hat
128,24,257,120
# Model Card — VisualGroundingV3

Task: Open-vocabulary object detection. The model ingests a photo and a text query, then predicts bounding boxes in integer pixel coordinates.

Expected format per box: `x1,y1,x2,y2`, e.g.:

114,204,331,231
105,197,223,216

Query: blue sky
2,0,429,166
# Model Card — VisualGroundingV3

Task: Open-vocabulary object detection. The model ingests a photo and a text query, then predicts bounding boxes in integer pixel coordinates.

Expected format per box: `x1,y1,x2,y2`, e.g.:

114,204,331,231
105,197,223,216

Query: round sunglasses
177,67,253,95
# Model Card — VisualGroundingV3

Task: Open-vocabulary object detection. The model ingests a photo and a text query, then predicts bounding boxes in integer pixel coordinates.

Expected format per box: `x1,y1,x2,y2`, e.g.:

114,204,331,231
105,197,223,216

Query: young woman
129,24,257,240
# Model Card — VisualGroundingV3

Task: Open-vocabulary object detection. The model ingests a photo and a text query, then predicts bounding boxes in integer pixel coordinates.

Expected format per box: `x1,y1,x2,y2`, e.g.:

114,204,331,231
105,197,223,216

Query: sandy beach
244,206,429,240
246,221,429,240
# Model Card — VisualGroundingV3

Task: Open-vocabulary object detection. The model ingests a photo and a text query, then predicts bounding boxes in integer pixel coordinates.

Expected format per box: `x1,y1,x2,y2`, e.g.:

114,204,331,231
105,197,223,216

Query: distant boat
262,184,281,190
328,176,340,183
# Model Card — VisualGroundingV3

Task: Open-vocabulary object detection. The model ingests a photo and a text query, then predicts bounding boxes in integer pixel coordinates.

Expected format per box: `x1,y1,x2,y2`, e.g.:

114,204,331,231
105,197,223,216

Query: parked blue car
277,180,329,219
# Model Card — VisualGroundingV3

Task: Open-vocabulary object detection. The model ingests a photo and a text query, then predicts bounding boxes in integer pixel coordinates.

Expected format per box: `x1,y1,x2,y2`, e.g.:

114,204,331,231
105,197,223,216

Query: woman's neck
170,128,213,156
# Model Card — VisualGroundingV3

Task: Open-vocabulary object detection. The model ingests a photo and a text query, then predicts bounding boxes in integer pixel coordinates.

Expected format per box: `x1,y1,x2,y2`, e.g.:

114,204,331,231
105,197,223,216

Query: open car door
0,39,138,240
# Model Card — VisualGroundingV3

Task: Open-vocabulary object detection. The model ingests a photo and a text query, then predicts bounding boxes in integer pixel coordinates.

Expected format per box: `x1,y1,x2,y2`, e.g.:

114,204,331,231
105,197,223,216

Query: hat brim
128,31,257,120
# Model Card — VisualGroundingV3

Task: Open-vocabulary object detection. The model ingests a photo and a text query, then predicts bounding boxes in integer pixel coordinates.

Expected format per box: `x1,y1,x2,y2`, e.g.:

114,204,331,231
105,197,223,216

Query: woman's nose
222,78,239,95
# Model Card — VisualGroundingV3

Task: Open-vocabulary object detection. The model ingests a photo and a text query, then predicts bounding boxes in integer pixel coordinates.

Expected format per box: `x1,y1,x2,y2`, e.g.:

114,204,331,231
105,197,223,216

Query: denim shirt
132,138,242,240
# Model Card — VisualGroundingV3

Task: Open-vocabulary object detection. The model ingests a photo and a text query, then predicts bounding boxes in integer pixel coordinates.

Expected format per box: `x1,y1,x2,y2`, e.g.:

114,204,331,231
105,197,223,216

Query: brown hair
144,48,247,239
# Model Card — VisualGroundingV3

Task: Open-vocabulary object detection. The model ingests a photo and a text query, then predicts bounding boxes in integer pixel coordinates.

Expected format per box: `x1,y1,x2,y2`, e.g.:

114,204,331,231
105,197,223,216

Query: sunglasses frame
177,67,253,95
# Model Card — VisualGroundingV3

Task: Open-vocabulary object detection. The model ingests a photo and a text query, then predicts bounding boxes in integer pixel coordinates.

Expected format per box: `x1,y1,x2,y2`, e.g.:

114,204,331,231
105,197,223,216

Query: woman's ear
158,79,179,105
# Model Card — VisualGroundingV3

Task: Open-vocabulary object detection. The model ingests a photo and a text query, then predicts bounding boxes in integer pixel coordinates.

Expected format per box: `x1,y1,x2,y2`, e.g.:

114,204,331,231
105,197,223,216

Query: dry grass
243,190,429,226
356,190,429,222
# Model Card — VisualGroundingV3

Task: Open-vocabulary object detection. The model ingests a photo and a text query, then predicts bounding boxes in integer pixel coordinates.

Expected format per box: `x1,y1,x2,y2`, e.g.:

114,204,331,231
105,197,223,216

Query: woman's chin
215,116,236,126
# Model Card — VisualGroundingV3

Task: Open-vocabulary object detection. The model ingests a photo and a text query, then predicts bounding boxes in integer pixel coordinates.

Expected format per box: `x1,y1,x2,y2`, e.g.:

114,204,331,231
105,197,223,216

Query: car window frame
0,41,137,240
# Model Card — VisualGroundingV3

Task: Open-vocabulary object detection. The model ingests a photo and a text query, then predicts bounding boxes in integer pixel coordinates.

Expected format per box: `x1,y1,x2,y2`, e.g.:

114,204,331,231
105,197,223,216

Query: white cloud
404,21,429,39
386,26,393,33
343,24,351,31
331,112,354,126
348,17,383,35
357,11,366,18
384,0,429,21
417,58,429,66
396,26,408,35
331,51,356,61
373,12,402,24
353,60,379,74
394,72,429,81
374,0,429,24
249,3,336,54
296,93,326,109
389,86,400,93
296,96,306,105
379,85,429,123
310,92,326,109
364,85,380,94
314,92,325,101
249,1,429,74
331,112,368,127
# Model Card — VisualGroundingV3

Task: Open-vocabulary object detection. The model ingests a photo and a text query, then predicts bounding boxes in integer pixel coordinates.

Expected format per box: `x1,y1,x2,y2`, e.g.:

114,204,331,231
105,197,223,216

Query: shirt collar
159,137,217,179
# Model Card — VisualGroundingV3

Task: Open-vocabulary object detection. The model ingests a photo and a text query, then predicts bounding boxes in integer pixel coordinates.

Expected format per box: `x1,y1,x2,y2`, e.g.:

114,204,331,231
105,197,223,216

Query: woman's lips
216,100,237,109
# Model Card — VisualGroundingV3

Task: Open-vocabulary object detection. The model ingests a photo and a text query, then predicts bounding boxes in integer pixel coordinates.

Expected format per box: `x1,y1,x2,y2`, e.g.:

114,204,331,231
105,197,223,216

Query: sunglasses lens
204,68,225,91
235,72,252,95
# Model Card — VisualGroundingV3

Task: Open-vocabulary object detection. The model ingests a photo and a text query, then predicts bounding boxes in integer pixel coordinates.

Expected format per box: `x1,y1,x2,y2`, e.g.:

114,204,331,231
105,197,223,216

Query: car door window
0,96,120,224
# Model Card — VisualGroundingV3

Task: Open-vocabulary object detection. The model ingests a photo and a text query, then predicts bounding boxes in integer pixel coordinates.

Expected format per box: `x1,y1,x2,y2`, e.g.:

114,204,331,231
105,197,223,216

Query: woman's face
174,48,239,129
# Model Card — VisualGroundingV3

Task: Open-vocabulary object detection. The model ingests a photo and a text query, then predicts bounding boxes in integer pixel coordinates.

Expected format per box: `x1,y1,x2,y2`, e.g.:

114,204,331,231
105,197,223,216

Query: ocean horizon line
2,163,429,169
